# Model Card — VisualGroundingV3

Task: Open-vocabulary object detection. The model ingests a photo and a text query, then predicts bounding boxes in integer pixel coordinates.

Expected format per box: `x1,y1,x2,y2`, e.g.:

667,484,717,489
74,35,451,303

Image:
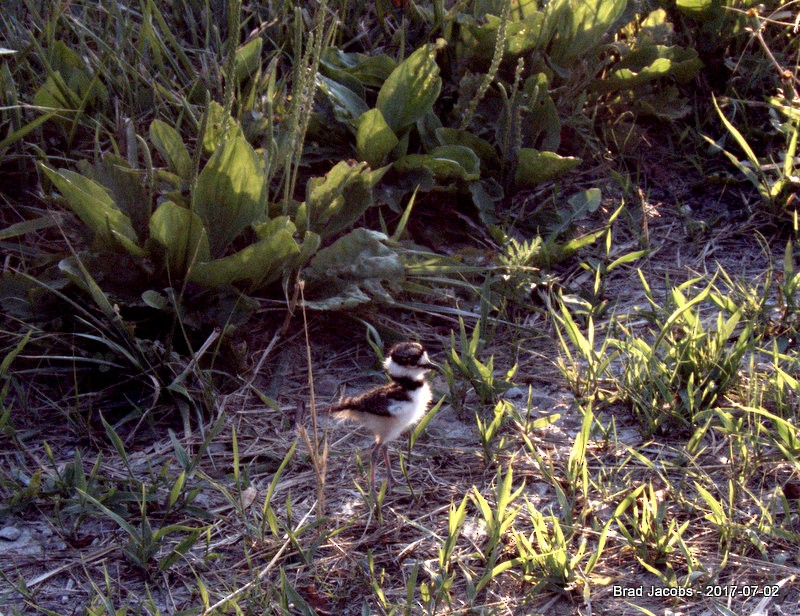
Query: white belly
383,382,432,442
336,382,432,444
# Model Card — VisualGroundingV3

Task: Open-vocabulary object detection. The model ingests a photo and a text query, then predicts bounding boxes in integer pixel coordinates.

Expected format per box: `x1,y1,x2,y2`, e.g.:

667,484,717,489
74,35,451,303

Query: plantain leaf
149,201,210,276
377,42,443,133
522,73,561,152
33,72,78,111
201,101,245,155
295,161,388,239
546,0,626,64
461,11,547,60
302,229,403,310
150,120,193,180
515,149,581,188
320,48,396,88
77,156,150,239
234,38,262,84
356,108,399,167
190,227,299,290
594,45,703,92
395,145,481,181
32,40,108,112
317,73,369,123
192,136,266,257
567,188,602,215
39,163,143,255
436,128,501,172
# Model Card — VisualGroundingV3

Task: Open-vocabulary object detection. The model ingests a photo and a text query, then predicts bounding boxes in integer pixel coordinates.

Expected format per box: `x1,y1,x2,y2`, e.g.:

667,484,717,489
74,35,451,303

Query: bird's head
384,342,436,380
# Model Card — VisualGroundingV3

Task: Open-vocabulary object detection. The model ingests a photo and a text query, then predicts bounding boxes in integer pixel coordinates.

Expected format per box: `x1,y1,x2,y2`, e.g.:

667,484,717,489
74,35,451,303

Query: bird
323,341,435,490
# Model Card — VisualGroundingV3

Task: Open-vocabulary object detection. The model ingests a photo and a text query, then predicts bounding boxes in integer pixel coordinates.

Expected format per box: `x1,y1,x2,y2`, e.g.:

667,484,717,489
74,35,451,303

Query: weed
616,482,693,585
615,275,754,436
511,501,584,593
3,1,800,614
444,317,516,409
469,464,524,598
553,299,618,403
421,494,468,613
476,400,512,465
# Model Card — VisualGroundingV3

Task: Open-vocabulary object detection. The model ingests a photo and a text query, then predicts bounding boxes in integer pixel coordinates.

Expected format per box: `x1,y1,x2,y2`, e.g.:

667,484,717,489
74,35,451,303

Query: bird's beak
419,358,438,370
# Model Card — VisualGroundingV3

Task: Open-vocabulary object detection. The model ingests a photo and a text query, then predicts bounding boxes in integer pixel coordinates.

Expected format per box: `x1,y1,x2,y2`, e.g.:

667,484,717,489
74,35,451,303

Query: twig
298,279,327,519
246,274,301,389
24,546,116,589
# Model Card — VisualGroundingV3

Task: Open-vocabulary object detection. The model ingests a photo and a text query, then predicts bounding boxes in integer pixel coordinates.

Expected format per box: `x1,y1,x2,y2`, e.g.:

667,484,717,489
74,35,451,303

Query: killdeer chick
324,342,435,489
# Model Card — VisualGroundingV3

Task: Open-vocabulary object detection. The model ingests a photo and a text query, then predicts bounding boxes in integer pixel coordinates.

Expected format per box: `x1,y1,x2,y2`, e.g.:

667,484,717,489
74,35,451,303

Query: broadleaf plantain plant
37,106,392,329
313,0,703,233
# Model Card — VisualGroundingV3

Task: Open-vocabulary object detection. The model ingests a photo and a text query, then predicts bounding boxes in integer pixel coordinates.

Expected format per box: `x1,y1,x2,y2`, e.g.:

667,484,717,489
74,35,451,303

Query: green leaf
546,0,626,64
320,48,396,88
149,201,210,275
254,217,320,270
522,73,561,152
190,226,299,290
567,187,602,216
294,231,322,271
192,136,266,257
150,120,193,179
470,179,503,226
395,145,481,181
77,156,150,238
436,128,501,172
595,45,703,92
141,289,169,310
515,149,581,188
377,42,443,133
33,72,79,111
317,73,369,123
252,215,296,240
168,471,187,509
32,40,108,111
78,488,139,539
391,186,419,242
608,250,649,271
296,161,388,238
0,215,61,240
39,163,143,255
201,101,245,155
302,229,403,310
0,111,58,150
234,38,262,84
711,94,761,171
356,108,399,167
676,0,719,20
461,11,547,59
158,527,205,571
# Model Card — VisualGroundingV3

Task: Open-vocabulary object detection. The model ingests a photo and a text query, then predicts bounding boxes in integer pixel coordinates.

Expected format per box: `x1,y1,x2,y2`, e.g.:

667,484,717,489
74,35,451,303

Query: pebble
502,386,554,406
503,387,528,400
0,526,22,541
61,578,75,605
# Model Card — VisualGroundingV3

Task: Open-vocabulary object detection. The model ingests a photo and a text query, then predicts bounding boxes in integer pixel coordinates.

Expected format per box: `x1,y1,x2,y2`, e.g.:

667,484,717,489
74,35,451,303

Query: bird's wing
325,383,408,417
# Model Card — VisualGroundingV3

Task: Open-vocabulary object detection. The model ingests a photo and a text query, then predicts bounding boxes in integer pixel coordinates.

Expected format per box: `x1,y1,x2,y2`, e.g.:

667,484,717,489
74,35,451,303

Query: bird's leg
369,442,381,488
384,446,398,490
